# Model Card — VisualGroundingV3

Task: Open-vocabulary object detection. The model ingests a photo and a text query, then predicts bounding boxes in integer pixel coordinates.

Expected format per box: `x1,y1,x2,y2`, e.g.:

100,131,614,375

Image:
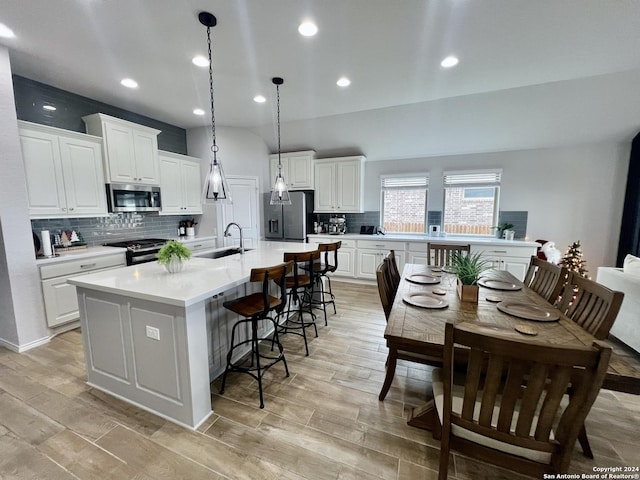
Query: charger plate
497,301,560,322
478,278,522,291
406,273,441,285
403,292,449,309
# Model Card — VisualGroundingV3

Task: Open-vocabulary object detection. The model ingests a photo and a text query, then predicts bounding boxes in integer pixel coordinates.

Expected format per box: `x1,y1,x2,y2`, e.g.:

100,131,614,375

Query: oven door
107,184,161,213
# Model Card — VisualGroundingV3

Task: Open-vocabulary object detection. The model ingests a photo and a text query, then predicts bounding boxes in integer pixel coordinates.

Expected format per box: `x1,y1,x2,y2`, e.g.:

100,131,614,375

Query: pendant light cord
276,83,282,169
206,26,218,162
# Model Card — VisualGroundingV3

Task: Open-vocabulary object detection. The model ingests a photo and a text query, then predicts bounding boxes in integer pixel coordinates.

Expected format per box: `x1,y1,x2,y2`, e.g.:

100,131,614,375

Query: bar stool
275,250,320,356
306,241,341,325
219,261,293,408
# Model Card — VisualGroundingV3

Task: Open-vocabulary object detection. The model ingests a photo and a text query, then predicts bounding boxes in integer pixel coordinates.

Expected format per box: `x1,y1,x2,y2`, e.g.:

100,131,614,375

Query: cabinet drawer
182,238,216,252
408,242,428,252
40,253,126,279
357,240,402,250
471,245,535,258
310,238,355,248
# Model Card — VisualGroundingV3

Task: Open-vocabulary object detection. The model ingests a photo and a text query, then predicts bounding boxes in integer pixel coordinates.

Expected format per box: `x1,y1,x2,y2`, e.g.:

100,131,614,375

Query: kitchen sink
200,247,253,259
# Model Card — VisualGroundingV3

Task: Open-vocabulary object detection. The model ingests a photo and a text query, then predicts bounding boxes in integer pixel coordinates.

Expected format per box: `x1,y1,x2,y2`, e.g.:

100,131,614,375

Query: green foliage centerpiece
157,240,191,273
450,251,488,303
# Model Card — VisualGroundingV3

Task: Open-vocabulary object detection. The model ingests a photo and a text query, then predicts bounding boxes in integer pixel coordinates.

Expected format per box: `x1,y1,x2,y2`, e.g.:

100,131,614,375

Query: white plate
403,292,449,309
497,301,560,322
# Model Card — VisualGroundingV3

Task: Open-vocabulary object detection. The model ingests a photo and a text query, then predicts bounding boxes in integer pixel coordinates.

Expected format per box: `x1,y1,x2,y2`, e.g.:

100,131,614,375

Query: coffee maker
329,215,347,234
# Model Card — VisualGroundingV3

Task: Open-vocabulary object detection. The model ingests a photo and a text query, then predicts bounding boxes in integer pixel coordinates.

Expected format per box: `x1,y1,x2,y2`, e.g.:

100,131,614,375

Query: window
381,175,428,233
443,170,501,236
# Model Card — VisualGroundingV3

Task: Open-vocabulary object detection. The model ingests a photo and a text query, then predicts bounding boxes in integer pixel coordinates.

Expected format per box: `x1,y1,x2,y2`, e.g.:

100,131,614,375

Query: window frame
380,174,429,234
442,169,502,237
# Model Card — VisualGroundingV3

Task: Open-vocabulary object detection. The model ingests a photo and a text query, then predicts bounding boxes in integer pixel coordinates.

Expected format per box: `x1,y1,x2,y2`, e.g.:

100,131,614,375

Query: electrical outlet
146,326,160,341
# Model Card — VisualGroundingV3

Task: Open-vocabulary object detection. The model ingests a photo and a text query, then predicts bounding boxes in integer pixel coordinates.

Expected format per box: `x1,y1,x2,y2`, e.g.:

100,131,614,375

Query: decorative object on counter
270,77,291,205
451,251,489,303
492,222,514,239
32,232,41,256
185,218,197,237
561,240,589,278
157,240,191,273
504,229,515,240
200,11,231,204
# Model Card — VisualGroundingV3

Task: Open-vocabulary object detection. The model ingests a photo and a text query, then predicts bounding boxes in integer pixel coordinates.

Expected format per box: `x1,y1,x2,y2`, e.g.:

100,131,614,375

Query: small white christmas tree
70,230,79,243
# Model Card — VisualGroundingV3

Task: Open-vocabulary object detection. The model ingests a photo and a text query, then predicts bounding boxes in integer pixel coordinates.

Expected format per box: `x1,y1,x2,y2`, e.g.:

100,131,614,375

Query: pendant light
270,77,291,205
200,11,231,203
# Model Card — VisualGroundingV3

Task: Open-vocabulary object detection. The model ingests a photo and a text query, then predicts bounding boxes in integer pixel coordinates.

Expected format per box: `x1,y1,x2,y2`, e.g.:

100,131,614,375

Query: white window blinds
381,175,429,189
443,170,502,187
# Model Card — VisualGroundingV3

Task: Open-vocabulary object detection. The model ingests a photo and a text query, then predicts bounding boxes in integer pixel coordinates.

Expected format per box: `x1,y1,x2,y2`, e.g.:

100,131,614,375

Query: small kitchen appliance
328,215,347,235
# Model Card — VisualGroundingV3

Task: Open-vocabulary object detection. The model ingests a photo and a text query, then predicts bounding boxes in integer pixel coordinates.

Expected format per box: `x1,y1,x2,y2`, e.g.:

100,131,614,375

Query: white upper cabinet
158,151,203,215
269,150,315,190
82,113,161,185
19,121,107,218
313,156,365,213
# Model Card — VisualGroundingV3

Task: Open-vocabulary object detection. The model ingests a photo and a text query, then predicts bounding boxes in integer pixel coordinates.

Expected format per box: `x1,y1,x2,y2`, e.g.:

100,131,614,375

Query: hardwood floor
1,281,638,479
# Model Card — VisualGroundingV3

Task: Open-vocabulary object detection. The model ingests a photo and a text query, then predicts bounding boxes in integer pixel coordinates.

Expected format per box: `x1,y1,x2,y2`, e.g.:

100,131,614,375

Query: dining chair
376,257,442,401
523,256,565,303
434,321,611,479
386,250,401,296
427,243,470,268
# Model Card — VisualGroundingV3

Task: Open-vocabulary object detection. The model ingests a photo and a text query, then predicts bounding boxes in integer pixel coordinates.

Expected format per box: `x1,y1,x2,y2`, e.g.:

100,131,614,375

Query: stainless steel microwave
106,184,161,213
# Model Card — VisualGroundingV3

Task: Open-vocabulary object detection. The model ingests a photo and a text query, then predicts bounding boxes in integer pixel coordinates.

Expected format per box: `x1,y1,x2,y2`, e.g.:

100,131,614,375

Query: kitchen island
68,241,317,430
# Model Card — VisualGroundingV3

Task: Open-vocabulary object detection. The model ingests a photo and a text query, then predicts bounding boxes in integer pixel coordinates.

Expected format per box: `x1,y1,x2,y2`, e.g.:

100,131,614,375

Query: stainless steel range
105,238,168,266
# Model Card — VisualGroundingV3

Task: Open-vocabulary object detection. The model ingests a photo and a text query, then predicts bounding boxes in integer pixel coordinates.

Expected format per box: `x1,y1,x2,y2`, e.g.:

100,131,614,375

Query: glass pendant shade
203,155,230,202
270,76,291,205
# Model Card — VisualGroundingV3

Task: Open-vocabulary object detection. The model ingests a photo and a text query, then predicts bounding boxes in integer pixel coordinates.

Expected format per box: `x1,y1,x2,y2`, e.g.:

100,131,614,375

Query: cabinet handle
193,244,202,248
69,207,74,211
374,244,385,247
62,207,67,211
80,263,97,268
491,250,508,254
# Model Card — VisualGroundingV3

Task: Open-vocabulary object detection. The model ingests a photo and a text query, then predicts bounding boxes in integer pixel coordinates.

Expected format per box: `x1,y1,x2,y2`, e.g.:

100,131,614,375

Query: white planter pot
164,259,187,274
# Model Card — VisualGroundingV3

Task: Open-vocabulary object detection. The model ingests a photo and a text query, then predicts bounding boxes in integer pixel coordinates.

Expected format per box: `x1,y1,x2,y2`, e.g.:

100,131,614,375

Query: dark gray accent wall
497,211,528,240
12,75,187,154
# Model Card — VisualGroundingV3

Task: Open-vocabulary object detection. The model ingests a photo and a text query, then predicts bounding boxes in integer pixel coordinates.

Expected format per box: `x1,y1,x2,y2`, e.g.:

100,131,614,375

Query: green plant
450,251,489,285
157,240,191,265
492,222,514,232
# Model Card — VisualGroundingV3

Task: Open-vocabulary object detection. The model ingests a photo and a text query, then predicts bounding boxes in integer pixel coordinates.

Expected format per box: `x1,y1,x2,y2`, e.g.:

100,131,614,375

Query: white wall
0,46,49,350
186,125,270,238
365,142,630,270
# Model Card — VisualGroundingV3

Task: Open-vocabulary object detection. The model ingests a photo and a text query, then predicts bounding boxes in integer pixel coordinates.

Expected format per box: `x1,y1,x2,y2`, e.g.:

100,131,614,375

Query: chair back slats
249,261,293,316
524,256,564,303
427,243,471,267
318,241,341,273
442,321,612,474
375,258,395,320
387,250,401,295
558,272,624,339
283,250,319,290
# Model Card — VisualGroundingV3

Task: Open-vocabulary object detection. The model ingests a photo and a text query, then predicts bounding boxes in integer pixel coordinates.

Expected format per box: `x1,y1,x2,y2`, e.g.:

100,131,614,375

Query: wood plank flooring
1,281,639,479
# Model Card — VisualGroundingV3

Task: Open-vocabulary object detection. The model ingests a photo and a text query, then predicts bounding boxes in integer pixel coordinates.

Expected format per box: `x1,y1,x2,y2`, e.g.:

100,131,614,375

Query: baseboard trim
0,334,50,353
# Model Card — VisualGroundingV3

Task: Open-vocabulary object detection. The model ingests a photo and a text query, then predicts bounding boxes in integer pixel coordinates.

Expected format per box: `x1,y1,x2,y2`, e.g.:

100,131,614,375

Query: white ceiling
2,0,640,160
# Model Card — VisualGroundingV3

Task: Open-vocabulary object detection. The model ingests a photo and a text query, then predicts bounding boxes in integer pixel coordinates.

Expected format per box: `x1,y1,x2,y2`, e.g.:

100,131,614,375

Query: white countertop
307,233,540,247
36,245,127,265
68,241,317,308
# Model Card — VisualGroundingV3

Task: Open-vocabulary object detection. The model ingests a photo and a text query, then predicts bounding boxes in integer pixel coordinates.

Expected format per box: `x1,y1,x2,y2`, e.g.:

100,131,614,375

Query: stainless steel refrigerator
264,191,314,241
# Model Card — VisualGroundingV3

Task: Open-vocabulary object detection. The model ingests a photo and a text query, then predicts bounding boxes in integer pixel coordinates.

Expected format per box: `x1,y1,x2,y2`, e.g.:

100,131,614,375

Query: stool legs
276,286,318,356
311,273,336,326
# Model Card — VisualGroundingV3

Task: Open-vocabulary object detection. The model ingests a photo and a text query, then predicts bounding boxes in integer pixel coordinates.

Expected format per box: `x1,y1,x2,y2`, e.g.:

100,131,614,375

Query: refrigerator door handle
269,219,279,233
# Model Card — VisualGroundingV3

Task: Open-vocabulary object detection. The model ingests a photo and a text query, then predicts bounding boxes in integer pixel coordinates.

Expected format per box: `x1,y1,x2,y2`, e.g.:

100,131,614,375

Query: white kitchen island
68,241,317,430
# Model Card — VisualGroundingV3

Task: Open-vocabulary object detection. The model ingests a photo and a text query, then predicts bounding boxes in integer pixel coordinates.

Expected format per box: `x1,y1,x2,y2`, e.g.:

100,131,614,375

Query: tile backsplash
31,213,199,246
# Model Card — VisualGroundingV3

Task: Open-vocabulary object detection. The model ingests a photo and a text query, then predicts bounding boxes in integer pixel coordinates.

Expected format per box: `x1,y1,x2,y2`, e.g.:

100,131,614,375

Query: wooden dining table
384,263,640,429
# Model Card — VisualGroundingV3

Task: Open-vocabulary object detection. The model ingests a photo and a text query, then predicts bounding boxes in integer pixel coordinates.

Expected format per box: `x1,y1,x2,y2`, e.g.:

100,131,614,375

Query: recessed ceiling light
42,105,56,111
192,55,209,67
298,21,318,37
193,108,205,116
0,23,15,38
440,56,459,68
253,95,266,103
120,78,138,89
336,77,351,87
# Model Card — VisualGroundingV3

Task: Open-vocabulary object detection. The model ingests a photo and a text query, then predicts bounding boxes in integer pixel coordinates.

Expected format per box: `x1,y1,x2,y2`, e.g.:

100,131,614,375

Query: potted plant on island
492,222,514,239
157,240,192,273
450,251,489,303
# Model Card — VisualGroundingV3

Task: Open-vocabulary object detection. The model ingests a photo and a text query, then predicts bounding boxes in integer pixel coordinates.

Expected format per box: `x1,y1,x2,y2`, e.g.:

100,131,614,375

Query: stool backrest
318,241,341,273
283,250,320,289
250,261,293,316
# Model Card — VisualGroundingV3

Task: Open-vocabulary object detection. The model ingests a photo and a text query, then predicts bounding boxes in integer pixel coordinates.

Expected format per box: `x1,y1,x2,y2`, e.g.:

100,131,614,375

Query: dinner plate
497,301,560,322
405,273,441,285
403,292,449,309
478,278,522,291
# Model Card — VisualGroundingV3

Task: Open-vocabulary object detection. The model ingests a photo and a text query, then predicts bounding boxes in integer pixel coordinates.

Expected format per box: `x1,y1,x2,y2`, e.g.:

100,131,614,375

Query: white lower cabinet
180,237,216,254
407,242,428,265
357,240,405,280
471,245,533,281
308,237,356,277
39,253,126,328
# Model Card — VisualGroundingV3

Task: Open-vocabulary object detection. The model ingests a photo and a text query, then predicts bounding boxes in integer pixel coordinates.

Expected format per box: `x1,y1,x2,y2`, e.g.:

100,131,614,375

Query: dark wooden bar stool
275,250,320,356
219,261,293,408
306,241,341,325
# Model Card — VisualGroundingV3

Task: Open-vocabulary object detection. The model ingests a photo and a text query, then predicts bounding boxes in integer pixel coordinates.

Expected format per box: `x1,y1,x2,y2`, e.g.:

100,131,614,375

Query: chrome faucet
223,222,244,253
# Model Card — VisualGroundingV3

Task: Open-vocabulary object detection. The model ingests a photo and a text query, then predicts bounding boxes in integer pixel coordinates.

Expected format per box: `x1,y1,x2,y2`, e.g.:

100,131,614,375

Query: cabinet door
335,248,355,277
502,259,528,282
41,276,81,328
20,130,67,216
159,155,182,214
336,160,362,212
132,129,160,185
104,122,136,183
314,162,336,212
287,154,313,189
357,250,384,279
181,160,203,214
59,136,107,216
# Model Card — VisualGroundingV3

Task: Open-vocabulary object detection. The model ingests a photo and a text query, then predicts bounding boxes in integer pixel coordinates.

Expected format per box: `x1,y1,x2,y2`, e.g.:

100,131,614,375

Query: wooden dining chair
523,256,565,303
386,250,401,296
427,243,470,267
434,321,612,479
376,257,442,401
